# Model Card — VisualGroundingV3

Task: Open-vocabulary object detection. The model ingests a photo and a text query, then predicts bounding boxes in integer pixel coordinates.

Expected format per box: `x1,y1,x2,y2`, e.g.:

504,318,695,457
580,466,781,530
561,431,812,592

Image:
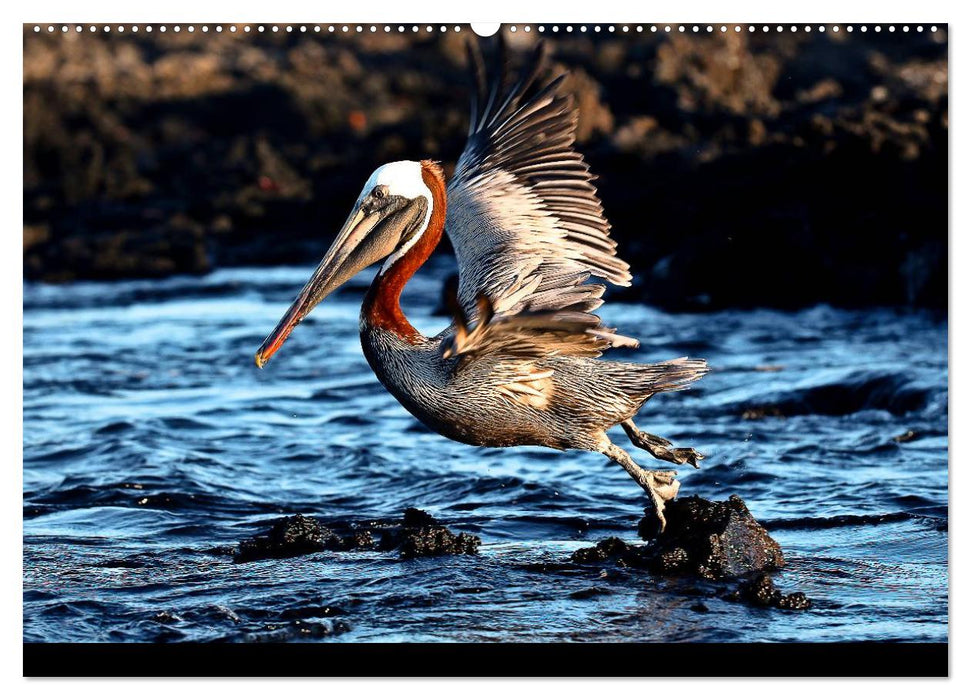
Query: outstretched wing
446,39,632,324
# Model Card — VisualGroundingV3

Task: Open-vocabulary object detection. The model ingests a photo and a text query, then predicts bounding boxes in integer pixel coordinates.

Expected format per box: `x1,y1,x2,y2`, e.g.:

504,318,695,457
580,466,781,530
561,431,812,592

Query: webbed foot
622,420,705,469
643,470,681,531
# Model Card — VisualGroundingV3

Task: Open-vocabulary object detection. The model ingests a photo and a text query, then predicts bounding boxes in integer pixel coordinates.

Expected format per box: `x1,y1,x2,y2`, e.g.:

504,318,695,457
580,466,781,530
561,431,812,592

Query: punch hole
471,23,500,37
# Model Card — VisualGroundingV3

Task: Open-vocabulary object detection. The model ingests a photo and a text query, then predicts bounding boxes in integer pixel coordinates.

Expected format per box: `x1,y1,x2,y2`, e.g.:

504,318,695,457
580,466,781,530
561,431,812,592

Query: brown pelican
255,42,708,529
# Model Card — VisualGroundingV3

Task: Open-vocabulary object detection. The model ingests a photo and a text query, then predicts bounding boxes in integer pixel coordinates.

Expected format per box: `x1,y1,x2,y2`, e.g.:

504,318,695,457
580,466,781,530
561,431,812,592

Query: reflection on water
23,258,948,642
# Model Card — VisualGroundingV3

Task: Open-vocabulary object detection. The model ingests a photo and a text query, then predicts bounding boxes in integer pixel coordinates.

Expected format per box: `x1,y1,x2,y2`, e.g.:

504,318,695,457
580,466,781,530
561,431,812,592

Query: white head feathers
364,161,432,201
364,161,435,273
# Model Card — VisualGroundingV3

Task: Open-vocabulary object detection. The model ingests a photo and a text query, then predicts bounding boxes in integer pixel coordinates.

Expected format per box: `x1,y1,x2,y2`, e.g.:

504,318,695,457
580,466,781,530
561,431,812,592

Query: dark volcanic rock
639,495,785,580
728,573,812,610
572,495,783,580
234,509,479,563
378,507,481,559
570,494,809,610
24,28,946,310
571,537,653,568
235,514,332,563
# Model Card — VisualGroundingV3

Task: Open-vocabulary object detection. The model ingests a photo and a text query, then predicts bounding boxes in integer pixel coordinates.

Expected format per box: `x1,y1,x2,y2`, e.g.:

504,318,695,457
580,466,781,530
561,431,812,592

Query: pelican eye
372,185,389,199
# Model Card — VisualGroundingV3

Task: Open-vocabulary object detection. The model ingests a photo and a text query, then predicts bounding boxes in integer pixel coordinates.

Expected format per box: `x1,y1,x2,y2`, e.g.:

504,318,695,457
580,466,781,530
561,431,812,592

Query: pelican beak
254,191,425,368
255,206,381,368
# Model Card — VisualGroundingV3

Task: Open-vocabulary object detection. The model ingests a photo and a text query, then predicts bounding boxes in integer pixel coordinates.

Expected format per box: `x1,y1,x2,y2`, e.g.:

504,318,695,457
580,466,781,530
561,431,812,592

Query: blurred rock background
23,25,947,310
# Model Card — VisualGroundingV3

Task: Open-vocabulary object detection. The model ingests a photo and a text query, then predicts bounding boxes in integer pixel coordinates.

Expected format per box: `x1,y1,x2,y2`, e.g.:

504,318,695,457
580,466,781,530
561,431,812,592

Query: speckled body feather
362,324,706,451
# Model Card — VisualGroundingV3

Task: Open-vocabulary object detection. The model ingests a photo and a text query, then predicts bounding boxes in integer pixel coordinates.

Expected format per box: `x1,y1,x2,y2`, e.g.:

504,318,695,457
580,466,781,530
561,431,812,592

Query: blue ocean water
23,258,948,642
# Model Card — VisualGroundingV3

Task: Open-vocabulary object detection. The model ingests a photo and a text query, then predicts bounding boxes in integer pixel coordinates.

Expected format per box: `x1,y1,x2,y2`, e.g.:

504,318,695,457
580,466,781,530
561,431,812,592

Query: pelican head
255,160,433,368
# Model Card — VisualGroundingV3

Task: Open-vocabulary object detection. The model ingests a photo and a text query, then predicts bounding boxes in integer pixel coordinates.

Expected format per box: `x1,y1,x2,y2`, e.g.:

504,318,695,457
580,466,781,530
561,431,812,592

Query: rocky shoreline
232,496,811,614
24,27,946,310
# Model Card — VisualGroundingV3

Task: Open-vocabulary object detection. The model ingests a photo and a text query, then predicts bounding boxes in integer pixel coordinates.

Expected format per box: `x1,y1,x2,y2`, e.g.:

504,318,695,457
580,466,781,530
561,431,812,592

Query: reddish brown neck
363,160,446,343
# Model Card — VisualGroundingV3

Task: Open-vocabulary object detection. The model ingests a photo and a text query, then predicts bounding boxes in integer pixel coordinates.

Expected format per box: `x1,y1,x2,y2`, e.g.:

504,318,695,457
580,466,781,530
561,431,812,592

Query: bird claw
624,425,704,471
672,448,705,469
644,471,680,533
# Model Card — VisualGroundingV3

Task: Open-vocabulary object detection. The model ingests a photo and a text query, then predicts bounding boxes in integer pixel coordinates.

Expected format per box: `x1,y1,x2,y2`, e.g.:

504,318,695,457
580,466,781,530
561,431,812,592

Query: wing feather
443,296,638,365
446,39,633,325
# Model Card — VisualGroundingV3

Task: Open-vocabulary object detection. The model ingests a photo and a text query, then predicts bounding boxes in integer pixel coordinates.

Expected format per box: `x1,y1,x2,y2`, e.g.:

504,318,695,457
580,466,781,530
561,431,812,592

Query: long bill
254,207,380,368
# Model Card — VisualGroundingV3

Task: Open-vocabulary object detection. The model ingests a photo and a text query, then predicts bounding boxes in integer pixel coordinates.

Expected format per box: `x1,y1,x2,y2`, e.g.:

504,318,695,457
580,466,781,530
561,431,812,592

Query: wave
733,369,935,417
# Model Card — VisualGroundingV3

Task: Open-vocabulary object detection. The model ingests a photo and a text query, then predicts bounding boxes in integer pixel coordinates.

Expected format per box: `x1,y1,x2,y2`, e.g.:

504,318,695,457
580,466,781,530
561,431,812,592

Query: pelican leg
622,419,704,469
600,442,680,531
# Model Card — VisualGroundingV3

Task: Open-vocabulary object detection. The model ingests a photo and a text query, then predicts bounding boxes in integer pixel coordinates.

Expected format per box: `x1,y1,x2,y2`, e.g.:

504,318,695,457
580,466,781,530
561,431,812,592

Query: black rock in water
641,495,786,580
572,495,784,581
728,573,812,610
235,514,332,563
378,508,481,559
234,509,479,563
570,494,810,610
